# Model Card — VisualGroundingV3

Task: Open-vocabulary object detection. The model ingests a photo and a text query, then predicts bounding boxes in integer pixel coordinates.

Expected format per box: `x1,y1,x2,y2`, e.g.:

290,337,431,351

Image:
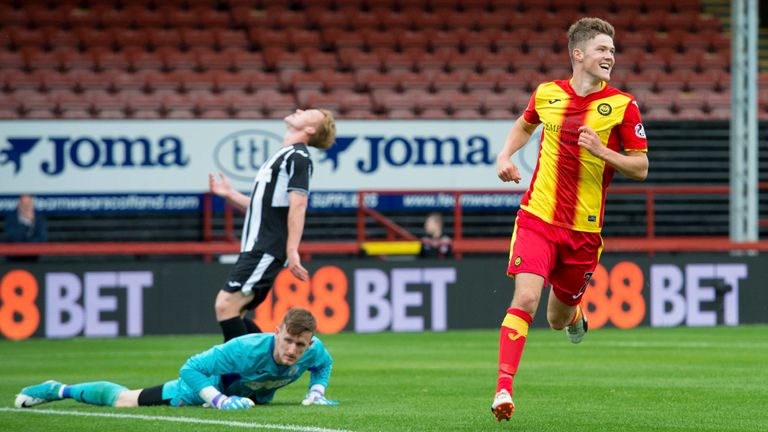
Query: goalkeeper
15,308,338,409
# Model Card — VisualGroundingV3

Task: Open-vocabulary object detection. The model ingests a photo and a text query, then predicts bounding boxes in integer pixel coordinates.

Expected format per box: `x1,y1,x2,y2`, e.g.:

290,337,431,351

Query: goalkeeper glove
301,385,339,406
212,394,255,410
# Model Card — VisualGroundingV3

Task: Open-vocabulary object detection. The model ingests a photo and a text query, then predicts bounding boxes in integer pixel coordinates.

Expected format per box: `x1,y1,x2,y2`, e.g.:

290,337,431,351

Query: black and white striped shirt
240,143,312,260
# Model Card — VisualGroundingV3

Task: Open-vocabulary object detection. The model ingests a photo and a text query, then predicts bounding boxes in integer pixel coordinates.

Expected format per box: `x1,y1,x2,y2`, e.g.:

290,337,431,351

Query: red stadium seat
214,29,249,51
378,48,417,72
387,108,418,119
295,88,323,106
37,70,78,92
212,71,250,93
263,48,306,77
142,71,180,94
227,49,265,72
288,30,322,51
378,9,412,30
322,70,359,92
415,48,452,73
362,29,397,50
180,28,216,50
76,28,114,50
396,31,429,51
430,70,466,91
26,4,68,27
405,8,443,30
130,6,166,28
339,91,374,113
21,47,61,71
301,48,339,72
160,6,199,28
323,28,365,51
299,91,344,112
126,48,165,72
258,90,296,118
418,108,450,119
146,29,182,50
56,89,91,114
161,49,197,72
43,28,80,51
110,28,150,50
311,9,349,30
493,30,527,52
290,71,325,92
7,26,46,49
99,7,134,27
0,5,28,27
249,71,281,92
338,48,383,72
195,7,231,28
361,70,398,91
687,68,728,92
0,50,25,71
348,10,381,30
395,70,432,91
178,70,215,92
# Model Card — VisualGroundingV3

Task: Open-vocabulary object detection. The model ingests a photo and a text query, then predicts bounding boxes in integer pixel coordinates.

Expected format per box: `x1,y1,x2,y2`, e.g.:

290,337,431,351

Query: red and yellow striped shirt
521,80,648,233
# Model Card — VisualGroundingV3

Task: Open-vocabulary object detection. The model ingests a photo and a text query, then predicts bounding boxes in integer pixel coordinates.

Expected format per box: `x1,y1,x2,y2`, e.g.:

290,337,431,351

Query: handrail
1,185,765,258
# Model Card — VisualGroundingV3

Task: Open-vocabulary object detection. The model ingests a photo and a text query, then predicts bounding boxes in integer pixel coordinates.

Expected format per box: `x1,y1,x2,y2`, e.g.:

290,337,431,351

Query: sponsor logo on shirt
634,124,646,139
597,103,612,116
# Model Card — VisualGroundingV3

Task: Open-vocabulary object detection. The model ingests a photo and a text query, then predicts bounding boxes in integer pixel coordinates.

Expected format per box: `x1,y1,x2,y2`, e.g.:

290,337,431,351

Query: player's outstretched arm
496,117,539,183
209,172,251,212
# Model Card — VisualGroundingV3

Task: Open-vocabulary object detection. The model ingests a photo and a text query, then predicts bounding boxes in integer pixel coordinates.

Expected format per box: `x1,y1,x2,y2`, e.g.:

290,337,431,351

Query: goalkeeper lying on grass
15,308,338,410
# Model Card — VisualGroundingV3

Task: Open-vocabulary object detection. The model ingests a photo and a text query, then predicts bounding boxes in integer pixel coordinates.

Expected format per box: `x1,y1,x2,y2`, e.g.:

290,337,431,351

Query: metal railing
1,184,767,258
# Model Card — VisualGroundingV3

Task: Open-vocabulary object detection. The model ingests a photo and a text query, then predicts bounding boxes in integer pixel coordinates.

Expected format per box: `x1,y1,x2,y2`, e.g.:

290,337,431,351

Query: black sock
219,316,248,342
243,318,262,333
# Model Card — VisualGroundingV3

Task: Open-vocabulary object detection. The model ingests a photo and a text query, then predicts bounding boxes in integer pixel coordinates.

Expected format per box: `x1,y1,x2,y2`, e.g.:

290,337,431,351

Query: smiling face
273,325,313,366
574,34,615,82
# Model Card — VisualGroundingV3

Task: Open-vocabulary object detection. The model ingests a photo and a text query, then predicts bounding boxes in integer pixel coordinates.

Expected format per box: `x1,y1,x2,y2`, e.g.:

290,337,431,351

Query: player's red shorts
507,210,604,306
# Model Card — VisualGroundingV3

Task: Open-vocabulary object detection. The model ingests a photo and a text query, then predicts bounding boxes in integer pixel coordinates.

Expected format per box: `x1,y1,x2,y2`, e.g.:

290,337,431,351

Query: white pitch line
0,407,353,432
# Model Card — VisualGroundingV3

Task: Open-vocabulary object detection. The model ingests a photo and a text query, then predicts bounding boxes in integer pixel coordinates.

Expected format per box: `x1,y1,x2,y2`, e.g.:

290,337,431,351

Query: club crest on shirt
514,256,522,266
597,103,612,116
634,123,646,138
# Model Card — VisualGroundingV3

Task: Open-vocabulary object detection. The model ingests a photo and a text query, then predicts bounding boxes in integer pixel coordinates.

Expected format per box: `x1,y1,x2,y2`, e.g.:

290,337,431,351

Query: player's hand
287,249,309,281
301,390,339,406
496,156,521,183
214,395,255,410
577,126,606,158
209,172,233,199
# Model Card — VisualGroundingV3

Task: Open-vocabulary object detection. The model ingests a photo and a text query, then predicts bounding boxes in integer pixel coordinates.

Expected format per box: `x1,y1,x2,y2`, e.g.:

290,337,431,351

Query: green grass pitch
1,326,767,432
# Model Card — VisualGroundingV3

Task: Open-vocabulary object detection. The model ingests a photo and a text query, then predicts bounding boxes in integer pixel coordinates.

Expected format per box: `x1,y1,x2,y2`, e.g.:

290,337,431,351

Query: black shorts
223,250,284,311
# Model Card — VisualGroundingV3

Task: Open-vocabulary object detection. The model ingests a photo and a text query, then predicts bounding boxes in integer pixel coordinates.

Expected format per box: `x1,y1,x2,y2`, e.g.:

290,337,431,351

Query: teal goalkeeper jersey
167,333,332,406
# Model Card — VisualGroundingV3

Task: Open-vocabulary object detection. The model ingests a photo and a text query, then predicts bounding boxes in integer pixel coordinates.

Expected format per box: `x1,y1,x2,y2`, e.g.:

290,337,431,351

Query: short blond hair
308,109,336,150
567,17,615,64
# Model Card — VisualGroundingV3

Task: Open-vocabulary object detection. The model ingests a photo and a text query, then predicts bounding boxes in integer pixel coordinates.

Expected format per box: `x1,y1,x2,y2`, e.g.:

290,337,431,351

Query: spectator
419,212,452,259
5,194,47,261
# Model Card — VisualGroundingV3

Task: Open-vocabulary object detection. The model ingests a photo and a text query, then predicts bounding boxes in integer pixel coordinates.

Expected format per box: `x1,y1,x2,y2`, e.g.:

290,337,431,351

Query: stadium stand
0,0,746,120
1,0,766,260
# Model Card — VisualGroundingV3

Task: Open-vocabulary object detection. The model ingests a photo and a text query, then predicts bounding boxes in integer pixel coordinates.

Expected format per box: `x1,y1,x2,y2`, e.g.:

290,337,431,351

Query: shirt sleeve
522,86,540,125
617,99,648,152
287,151,312,195
178,338,249,394
307,339,333,390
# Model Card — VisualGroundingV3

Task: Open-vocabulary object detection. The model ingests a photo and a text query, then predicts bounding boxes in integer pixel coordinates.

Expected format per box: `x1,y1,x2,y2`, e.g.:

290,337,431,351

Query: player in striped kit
491,17,649,422
210,108,336,342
